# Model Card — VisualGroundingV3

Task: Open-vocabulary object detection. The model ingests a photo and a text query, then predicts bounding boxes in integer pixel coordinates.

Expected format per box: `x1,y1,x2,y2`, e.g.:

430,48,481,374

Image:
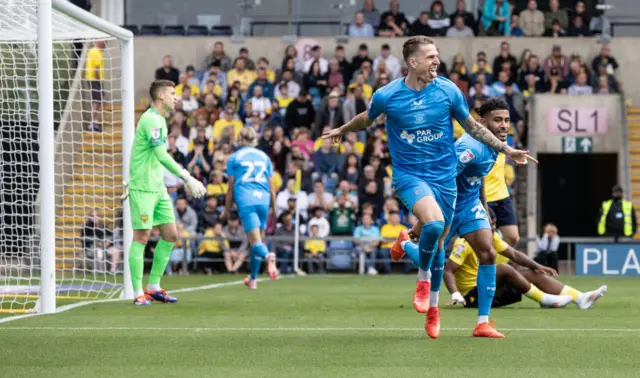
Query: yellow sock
524,285,544,303
561,286,582,302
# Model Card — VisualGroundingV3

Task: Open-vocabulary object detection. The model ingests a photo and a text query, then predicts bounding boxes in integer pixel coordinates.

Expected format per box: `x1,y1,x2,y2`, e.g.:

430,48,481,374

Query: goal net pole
36,0,136,314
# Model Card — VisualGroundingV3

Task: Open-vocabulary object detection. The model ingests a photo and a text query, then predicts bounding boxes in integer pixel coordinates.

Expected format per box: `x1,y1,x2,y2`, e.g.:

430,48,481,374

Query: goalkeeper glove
180,169,207,198
449,291,466,306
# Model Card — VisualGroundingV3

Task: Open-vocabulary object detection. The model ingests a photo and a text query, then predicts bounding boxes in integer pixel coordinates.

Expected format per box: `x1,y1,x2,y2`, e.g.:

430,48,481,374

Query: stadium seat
210,25,233,36
163,25,186,36
139,24,162,36
328,240,354,270
186,25,209,36
121,24,139,35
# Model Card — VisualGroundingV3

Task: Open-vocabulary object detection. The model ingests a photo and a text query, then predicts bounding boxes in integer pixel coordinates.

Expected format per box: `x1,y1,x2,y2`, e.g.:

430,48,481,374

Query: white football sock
147,283,161,292
429,291,439,307
134,290,144,298
540,293,570,307
418,268,431,282
401,240,410,250
477,315,489,325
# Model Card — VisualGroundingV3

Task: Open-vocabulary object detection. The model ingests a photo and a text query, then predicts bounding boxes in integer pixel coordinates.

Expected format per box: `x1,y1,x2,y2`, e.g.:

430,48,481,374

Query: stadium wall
132,37,640,104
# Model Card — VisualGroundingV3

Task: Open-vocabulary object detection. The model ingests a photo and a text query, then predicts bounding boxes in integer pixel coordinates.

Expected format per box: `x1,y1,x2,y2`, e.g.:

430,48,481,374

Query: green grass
0,275,638,377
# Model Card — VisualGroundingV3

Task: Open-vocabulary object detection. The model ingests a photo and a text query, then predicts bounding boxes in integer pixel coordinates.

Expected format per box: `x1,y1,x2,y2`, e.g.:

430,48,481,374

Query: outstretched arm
323,111,375,143
501,246,558,276
460,116,538,164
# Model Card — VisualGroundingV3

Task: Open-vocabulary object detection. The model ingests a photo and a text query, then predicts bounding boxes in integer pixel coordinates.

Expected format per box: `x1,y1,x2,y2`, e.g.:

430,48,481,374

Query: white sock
134,290,144,298
147,283,161,292
429,291,439,307
401,240,410,250
417,268,431,282
477,315,489,325
540,293,569,306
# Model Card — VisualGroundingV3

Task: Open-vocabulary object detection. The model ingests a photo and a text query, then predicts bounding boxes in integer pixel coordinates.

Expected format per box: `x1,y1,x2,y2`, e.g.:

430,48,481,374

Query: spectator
535,223,560,272
361,0,381,29
308,180,335,213
428,0,451,36
343,86,368,125
184,65,199,87
377,12,405,37
223,213,248,274
198,223,229,274
334,45,352,86
276,178,309,217
312,137,340,184
278,69,302,100
446,15,474,37
480,0,511,36
349,11,375,37
202,41,232,72
353,213,381,275
520,0,545,37
336,179,359,207
545,0,568,31
212,103,243,144
248,68,275,101
544,19,567,37
167,134,186,167
179,85,199,113
351,43,373,75
175,73,200,97
517,54,546,89
571,1,591,28
327,59,345,91
547,67,569,94
303,45,329,76
510,14,525,37
85,40,105,132
285,90,315,134
167,222,191,275
566,55,591,87
106,209,123,273
567,15,590,37
304,224,326,274
175,197,198,234
169,121,189,153
568,71,592,95
409,11,434,37
256,57,275,82
352,59,376,88
186,139,212,175
492,41,517,79
348,74,373,102
379,198,401,225
360,180,385,220
379,0,408,31
81,209,111,272
491,71,519,97
155,54,179,85
198,195,221,233
237,47,256,70
373,44,401,80
469,72,491,97
330,194,356,236
543,45,569,78
307,206,330,238
314,91,344,137
598,185,637,239
501,81,525,140
592,63,619,94
471,57,493,83
282,44,305,75
248,86,272,120
227,58,256,94
449,0,476,32
274,85,293,116
591,44,619,75
200,63,227,102
378,211,406,274
273,210,296,273
304,61,329,104
197,92,222,127
277,57,304,86
291,127,314,160
374,72,391,91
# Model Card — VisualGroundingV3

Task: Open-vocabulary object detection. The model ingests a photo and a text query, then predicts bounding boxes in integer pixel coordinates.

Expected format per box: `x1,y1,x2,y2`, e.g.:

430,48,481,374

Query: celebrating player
324,37,533,338
393,98,536,338
126,80,207,306
223,127,278,290
445,208,607,310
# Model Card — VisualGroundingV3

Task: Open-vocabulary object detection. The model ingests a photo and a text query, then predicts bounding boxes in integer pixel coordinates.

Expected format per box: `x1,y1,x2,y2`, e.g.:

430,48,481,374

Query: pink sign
547,107,608,134
295,38,320,63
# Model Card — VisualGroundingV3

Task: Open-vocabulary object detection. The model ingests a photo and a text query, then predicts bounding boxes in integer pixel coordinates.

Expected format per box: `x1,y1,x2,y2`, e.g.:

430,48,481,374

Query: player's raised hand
535,265,558,277
505,146,538,165
449,291,466,306
322,126,344,144
180,169,207,199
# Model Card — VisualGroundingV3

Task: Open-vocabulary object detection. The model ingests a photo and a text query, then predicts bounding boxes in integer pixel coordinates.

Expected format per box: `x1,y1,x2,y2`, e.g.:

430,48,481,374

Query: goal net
0,0,133,314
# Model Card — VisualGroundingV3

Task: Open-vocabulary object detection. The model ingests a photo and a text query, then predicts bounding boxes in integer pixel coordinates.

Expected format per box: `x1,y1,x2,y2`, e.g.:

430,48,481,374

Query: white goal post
0,0,134,315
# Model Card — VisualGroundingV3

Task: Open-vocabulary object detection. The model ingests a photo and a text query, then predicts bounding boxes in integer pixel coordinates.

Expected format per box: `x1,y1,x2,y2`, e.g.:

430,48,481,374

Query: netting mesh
0,0,125,314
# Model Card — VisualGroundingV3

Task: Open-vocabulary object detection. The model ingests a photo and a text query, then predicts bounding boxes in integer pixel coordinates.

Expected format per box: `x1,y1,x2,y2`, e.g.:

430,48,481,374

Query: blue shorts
394,175,457,226
488,196,518,227
238,203,269,233
443,198,491,247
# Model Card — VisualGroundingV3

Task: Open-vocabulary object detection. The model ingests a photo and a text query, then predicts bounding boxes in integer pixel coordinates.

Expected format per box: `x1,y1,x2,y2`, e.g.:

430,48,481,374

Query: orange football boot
472,321,505,338
413,280,430,313
391,230,410,261
425,307,440,339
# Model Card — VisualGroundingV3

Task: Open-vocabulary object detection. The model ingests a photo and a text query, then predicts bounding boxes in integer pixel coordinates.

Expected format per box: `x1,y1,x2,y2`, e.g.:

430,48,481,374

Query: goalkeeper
125,80,206,306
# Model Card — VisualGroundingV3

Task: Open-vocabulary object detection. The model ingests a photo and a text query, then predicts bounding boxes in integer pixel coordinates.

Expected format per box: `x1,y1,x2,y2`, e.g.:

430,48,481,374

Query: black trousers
535,252,558,273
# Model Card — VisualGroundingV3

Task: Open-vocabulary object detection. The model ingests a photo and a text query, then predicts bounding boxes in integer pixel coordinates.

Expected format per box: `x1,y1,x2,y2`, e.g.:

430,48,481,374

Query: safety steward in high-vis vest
598,185,636,237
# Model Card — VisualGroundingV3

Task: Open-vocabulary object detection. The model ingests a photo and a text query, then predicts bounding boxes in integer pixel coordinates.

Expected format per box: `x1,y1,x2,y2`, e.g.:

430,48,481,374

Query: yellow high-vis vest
598,199,633,236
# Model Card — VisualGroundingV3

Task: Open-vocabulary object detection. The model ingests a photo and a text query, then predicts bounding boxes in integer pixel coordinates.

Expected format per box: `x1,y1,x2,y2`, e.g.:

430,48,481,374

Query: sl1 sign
576,244,640,276
547,107,608,134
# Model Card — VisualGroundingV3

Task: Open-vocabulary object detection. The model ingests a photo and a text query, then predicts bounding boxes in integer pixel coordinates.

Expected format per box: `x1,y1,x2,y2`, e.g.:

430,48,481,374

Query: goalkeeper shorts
129,190,176,230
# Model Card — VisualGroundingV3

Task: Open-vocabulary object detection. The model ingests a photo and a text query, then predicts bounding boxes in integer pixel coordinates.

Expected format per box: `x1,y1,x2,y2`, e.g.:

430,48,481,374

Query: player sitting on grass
126,80,207,306
445,209,607,309
223,127,278,290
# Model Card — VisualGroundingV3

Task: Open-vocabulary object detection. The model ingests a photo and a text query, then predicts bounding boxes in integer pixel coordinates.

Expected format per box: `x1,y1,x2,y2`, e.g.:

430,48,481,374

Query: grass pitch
0,275,638,378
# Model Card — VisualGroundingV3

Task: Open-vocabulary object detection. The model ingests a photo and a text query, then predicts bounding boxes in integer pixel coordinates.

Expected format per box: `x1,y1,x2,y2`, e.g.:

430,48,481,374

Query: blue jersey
227,146,273,207
454,133,498,207
367,76,470,188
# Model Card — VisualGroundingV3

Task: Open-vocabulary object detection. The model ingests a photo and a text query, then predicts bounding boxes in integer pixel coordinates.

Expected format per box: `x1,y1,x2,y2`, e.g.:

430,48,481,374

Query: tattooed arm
460,116,508,153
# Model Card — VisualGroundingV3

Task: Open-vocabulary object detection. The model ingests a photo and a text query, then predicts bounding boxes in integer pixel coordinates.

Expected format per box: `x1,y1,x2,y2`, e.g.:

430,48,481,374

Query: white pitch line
0,277,279,324
0,326,639,332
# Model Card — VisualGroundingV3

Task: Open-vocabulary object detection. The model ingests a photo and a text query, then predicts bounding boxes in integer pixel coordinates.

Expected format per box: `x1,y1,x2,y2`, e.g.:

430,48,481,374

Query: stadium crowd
83,0,621,275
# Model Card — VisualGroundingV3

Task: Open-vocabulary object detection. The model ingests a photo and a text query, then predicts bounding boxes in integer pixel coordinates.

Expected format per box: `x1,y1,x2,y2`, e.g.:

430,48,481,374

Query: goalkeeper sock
476,264,496,324
561,285,582,302
250,242,269,280
128,241,146,298
525,284,571,306
429,248,445,307
147,239,175,290
401,240,420,266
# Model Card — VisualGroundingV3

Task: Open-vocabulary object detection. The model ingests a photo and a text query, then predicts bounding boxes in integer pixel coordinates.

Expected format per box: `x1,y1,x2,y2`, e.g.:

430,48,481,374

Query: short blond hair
402,36,435,62
239,127,257,146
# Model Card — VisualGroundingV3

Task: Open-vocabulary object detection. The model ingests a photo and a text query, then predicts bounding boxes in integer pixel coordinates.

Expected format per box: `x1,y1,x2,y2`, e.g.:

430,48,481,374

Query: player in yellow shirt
85,40,105,131
445,209,607,310
485,153,519,246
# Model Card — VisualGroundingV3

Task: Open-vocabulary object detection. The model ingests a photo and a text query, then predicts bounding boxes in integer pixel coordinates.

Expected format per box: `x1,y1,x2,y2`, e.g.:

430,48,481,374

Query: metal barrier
249,21,343,36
